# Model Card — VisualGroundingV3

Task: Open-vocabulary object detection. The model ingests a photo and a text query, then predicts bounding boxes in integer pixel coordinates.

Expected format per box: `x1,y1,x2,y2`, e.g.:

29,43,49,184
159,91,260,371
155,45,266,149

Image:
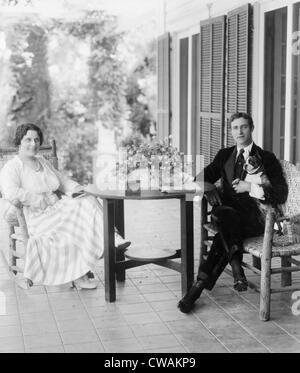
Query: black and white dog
243,154,284,233
243,154,271,190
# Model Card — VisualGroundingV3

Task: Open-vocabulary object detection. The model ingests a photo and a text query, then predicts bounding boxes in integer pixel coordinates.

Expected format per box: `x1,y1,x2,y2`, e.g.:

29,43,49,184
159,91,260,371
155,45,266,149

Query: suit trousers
197,205,264,290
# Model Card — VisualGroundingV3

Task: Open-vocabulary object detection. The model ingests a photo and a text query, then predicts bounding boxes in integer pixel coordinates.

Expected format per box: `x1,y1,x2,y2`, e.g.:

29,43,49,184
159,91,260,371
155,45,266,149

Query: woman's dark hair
14,123,44,146
229,112,254,129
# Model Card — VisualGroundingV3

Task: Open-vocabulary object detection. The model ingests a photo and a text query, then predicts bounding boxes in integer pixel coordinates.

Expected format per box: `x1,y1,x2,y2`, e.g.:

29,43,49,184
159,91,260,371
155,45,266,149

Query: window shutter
198,16,226,166
157,32,170,142
225,4,253,147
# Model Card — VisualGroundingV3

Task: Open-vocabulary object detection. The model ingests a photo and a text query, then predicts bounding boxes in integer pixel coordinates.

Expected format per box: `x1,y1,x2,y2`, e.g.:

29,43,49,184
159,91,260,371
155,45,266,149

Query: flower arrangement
117,136,194,193
128,135,183,162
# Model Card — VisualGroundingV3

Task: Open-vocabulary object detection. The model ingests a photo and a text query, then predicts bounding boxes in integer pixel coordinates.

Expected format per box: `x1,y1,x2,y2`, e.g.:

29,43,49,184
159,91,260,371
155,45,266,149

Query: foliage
124,136,183,167
124,35,156,137
46,11,128,183
116,136,194,193
0,4,157,184
0,9,129,184
119,132,144,148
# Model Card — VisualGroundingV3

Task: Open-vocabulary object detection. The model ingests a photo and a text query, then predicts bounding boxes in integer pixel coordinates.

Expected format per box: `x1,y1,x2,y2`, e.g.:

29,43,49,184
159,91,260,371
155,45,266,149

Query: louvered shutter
157,32,170,142
198,16,226,166
225,4,253,147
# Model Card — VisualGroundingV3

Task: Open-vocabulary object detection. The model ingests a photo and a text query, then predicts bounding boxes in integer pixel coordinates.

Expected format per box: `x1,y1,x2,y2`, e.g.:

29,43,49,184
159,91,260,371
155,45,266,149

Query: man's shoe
230,255,248,292
177,280,205,313
115,241,131,259
233,278,248,292
115,233,131,255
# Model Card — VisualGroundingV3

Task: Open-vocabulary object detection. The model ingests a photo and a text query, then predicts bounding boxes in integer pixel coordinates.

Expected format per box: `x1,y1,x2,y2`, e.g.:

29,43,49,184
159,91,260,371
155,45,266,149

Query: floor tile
224,337,270,353
103,337,143,353
258,335,300,352
24,333,62,349
57,318,94,333
123,312,161,325
26,345,65,353
0,324,22,337
147,346,188,353
86,305,122,318
20,312,55,324
17,300,51,314
130,322,170,337
64,342,104,353
60,329,99,345
151,300,178,312
118,302,153,314
97,325,135,341
52,308,89,321
0,315,20,327
22,320,59,336
157,309,191,322
138,334,181,349
49,299,85,312
0,336,24,352
143,292,177,302
92,315,127,329
175,331,228,353
185,342,229,353
136,283,169,293
115,294,146,304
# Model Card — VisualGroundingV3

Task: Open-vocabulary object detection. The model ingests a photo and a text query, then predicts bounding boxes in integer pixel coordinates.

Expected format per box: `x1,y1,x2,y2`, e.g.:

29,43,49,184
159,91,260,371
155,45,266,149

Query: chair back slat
280,160,300,237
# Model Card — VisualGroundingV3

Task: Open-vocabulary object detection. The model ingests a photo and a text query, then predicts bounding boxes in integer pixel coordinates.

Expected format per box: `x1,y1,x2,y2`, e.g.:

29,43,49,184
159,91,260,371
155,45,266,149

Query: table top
85,185,187,200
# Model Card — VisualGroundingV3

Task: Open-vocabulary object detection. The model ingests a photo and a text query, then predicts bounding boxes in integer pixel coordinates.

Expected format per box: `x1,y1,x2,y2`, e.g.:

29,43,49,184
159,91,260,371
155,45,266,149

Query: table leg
103,199,116,302
114,200,125,238
115,200,126,282
180,198,194,295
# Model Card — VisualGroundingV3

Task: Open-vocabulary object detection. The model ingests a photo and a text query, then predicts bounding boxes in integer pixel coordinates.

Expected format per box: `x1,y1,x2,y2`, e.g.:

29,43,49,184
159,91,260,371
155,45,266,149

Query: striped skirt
24,195,103,285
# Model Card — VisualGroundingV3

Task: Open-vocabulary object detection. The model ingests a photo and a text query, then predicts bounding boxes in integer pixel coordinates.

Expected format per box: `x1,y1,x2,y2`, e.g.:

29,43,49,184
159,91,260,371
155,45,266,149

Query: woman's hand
232,179,251,193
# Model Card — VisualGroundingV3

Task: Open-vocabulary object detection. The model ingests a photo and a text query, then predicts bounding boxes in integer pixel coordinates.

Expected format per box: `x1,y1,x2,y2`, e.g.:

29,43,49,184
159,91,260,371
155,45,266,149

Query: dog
243,154,271,190
243,154,284,234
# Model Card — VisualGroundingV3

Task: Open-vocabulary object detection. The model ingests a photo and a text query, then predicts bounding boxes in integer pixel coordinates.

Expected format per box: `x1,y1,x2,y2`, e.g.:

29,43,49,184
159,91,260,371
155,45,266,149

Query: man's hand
204,188,222,206
232,179,251,193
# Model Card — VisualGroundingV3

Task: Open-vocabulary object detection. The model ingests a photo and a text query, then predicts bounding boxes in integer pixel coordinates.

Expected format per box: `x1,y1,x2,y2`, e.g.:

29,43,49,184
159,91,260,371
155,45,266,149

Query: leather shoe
115,241,131,259
177,280,205,313
230,256,248,292
233,278,248,292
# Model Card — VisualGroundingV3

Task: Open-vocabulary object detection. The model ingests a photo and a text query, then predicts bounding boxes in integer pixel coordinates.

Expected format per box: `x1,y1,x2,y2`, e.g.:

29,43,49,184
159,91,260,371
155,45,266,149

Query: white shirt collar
236,142,253,159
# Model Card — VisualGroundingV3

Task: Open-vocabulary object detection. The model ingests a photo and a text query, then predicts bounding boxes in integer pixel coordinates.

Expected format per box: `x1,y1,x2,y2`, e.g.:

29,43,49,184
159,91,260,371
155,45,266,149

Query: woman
0,123,129,289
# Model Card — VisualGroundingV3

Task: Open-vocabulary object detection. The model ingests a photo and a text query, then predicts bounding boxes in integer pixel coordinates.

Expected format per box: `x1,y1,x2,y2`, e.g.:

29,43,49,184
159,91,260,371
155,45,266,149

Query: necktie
234,149,245,180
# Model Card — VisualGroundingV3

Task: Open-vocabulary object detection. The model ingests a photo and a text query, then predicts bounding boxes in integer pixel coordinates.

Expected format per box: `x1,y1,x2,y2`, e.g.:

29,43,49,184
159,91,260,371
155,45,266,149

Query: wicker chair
0,141,58,289
201,160,300,321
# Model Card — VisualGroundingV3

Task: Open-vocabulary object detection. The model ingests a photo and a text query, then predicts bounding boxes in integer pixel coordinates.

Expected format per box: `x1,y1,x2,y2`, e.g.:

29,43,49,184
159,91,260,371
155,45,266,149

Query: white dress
0,155,104,285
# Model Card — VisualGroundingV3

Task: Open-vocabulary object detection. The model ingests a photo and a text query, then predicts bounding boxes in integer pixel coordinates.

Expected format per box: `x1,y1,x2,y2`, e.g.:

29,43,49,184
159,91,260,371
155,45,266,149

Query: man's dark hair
14,123,44,146
229,112,254,129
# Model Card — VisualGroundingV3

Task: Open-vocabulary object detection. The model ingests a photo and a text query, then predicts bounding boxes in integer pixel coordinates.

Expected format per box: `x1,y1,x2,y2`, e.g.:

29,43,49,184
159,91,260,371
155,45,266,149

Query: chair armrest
4,199,29,242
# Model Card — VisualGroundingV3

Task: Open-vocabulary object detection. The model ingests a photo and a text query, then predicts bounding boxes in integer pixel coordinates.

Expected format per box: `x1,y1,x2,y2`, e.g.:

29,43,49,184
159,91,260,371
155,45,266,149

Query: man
178,112,288,313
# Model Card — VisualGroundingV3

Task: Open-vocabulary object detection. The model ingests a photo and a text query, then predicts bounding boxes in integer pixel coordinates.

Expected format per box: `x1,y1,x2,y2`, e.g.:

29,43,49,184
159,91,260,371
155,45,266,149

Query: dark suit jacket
196,143,288,233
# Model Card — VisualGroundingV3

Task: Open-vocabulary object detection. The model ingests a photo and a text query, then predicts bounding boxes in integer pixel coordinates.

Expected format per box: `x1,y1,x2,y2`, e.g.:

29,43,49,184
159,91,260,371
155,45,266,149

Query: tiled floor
0,199,300,353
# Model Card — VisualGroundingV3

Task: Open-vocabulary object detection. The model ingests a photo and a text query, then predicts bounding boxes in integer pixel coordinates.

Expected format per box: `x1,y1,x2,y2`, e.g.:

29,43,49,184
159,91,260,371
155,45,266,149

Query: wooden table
91,189,194,302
